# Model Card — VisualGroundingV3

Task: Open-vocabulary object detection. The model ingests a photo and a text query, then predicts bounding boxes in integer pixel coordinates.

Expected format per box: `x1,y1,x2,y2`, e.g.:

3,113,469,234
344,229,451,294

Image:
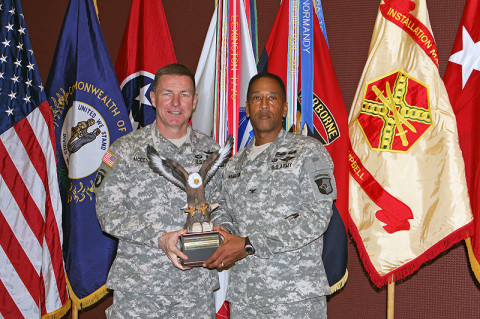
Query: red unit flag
444,0,480,283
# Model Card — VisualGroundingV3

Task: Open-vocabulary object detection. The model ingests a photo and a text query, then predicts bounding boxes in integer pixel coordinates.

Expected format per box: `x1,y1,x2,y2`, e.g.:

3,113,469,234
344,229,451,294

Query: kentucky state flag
348,0,473,288
444,0,480,283
257,0,349,292
115,0,176,129
45,0,132,308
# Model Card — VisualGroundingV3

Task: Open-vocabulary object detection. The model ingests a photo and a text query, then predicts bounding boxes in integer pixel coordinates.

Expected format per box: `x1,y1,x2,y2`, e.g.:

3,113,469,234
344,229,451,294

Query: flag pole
387,274,395,319
72,302,78,319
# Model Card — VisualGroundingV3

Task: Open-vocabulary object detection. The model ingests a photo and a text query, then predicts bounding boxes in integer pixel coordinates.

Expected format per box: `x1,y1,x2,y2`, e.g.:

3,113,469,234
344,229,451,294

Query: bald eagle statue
146,136,233,233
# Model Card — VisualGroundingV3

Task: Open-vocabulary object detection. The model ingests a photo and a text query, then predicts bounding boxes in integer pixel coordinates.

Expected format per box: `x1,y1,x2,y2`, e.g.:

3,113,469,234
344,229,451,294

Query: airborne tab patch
102,151,117,167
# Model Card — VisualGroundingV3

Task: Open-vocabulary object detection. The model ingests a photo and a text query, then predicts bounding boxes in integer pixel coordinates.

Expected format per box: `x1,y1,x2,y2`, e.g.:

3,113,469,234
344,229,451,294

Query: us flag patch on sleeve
102,151,117,167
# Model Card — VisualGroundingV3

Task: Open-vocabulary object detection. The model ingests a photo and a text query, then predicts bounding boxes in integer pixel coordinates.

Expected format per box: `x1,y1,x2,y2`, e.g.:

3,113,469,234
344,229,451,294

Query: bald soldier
205,73,336,318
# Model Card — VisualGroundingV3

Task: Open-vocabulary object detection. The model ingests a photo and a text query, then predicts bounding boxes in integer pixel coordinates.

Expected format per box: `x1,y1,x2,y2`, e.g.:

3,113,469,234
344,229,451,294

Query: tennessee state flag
258,0,349,292
444,0,480,283
348,0,473,288
115,0,177,129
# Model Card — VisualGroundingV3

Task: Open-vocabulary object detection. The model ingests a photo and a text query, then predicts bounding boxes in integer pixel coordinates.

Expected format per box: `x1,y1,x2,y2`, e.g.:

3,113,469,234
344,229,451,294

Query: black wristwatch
244,236,255,255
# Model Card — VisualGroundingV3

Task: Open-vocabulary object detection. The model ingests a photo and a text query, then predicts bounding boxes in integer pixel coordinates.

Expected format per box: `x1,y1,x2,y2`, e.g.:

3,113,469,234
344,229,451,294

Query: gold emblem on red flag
357,69,433,153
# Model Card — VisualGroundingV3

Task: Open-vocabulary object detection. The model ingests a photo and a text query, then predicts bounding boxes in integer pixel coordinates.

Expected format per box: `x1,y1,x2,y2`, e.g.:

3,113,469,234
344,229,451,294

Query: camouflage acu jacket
223,129,336,308
94,123,233,296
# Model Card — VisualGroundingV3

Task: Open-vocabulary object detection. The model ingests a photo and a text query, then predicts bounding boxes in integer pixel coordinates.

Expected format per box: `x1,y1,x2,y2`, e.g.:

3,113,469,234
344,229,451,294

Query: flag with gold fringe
443,0,480,283
45,0,132,308
348,0,473,288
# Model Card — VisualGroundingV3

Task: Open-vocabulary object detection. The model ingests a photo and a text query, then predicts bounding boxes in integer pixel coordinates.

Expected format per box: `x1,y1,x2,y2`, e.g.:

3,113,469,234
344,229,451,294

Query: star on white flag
449,26,480,88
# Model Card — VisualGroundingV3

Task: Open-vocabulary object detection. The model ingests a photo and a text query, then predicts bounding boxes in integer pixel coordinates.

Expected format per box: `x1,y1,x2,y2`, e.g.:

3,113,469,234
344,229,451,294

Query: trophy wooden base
180,231,222,267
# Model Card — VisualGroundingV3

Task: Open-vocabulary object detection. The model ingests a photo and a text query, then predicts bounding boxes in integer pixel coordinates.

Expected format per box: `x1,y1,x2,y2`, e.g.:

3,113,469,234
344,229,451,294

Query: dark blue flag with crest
45,0,132,309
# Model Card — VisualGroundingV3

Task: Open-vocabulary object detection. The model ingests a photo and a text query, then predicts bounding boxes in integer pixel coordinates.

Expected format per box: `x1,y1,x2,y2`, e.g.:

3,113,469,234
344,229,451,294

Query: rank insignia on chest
194,151,215,165
314,174,333,195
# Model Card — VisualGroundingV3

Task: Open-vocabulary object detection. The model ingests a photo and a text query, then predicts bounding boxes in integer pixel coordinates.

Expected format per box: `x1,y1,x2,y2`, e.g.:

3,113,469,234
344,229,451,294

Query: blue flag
45,0,132,308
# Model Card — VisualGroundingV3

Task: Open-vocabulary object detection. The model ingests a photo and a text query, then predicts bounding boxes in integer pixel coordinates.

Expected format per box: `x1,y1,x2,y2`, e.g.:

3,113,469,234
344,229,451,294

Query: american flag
102,150,117,167
0,1,69,318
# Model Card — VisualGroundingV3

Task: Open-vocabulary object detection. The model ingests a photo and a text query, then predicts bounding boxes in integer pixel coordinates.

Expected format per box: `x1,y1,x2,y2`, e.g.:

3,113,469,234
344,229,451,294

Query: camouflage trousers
106,289,216,319
229,296,327,319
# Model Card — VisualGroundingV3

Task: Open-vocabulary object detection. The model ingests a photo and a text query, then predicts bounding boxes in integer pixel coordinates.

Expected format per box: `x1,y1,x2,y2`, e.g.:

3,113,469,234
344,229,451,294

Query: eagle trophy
146,136,233,233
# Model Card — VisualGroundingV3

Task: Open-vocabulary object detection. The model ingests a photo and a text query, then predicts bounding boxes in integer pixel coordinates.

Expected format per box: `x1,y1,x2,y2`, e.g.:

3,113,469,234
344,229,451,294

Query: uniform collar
239,129,287,166
148,123,198,153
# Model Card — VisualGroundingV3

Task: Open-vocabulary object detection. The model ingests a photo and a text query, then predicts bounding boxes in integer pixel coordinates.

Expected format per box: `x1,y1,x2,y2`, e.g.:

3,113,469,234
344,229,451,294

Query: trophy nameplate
180,231,223,266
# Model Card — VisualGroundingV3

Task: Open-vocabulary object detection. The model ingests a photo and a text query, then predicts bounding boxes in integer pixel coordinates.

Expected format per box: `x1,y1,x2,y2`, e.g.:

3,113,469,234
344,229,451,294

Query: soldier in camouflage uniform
205,73,335,318
95,64,234,319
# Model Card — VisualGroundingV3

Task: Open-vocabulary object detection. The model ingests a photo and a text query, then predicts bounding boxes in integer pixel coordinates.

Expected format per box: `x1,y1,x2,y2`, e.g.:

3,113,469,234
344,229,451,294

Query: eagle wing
146,145,188,191
199,135,234,185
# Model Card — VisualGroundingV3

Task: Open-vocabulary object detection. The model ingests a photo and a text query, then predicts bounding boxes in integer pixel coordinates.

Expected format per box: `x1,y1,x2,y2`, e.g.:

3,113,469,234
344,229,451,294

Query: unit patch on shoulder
314,174,333,195
95,168,106,188
102,151,118,167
